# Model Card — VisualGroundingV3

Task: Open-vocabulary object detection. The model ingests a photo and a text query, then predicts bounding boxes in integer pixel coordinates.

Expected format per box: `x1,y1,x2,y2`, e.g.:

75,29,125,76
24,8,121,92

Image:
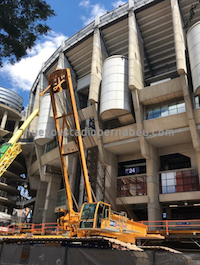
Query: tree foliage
0,0,55,66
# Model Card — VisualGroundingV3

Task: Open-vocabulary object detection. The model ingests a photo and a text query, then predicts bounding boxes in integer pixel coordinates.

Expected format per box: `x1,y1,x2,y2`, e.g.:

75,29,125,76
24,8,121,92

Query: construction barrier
0,244,195,265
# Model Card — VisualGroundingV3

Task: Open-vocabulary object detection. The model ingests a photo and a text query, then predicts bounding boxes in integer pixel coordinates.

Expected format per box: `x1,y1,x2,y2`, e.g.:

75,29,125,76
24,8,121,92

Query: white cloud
112,0,126,8
79,1,107,26
0,31,67,91
79,0,90,8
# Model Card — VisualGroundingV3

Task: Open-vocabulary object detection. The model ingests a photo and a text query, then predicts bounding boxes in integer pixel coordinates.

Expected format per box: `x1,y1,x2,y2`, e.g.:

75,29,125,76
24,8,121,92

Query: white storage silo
100,55,132,120
187,22,200,94
35,93,55,146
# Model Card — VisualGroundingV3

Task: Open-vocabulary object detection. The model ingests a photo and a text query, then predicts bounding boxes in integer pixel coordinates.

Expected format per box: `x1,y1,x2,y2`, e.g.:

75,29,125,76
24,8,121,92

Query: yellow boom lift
40,68,148,244
0,109,39,177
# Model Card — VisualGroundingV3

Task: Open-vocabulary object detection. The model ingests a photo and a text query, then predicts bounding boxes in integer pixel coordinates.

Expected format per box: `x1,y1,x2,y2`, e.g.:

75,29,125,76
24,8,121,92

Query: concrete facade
25,0,200,223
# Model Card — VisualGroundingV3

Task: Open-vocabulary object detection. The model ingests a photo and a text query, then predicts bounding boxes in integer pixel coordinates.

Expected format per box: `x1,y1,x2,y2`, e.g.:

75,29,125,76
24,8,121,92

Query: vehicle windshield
81,203,97,219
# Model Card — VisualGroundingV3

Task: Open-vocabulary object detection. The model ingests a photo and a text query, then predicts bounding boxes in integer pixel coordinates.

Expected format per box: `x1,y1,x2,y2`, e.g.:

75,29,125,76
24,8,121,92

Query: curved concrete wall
100,56,132,120
187,22,200,95
35,93,55,146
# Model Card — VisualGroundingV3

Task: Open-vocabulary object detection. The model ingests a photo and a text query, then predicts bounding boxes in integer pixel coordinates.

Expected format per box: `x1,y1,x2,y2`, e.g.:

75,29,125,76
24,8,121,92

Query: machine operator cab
79,201,111,230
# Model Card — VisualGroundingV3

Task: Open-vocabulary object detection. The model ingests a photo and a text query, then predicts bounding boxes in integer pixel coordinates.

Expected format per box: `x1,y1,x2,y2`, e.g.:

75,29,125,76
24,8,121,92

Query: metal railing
140,219,200,235
6,222,61,235
105,209,128,230
3,219,200,236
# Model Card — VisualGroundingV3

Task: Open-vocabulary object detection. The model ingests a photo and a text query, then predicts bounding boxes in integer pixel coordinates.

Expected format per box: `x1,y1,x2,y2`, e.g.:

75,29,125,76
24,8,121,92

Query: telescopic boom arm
0,108,39,177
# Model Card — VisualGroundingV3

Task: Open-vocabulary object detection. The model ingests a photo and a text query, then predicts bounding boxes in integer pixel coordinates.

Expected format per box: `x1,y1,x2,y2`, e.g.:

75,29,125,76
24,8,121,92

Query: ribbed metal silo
34,93,55,146
100,55,132,120
187,22,200,94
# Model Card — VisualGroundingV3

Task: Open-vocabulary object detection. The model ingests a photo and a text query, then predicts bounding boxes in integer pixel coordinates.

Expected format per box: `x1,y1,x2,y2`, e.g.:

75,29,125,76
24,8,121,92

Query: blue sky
0,0,126,108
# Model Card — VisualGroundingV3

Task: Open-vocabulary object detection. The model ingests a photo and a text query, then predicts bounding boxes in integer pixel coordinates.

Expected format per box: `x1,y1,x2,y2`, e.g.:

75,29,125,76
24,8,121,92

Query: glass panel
161,105,169,117
177,106,186,113
177,101,184,108
161,173,166,180
148,111,153,120
117,175,147,197
184,177,192,184
153,107,161,118
169,103,177,110
183,171,191,177
176,171,182,178
130,177,136,195
162,179,167,186
191,169,198,177
177,101,186,113
167,186,176,193
169,108,177,115
167,179,175,186
162,186,167,193
177,178,183,185
137,181,143,196
146,109,153,120
160,170,200,194
176,185,184,192
166,172,175,179
195,96,200,108
192,182,198,190
145,100,187,120
81,204,97,219
185,184,192,192
195,96,199,104
192,176,198,184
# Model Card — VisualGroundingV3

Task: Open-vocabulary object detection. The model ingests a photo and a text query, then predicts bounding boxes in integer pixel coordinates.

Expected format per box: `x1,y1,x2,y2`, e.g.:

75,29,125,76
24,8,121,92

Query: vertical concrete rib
66,154,78,195
89,20,108,103
132,89,161,221
42,175,61,223
180,75,200,182
31,72,51,223
87,18,117,208
57,49,77,89
92,103,117,210
129,7,161,221
181,75,200,151
146,147,162,222
32,181,47,223
128,7,148,159
57,51,78,197
171,0,187,75
128,8,144,90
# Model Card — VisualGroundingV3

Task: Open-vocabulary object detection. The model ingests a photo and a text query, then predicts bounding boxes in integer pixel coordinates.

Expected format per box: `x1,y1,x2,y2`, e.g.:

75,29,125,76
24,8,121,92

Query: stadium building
24,0,200,223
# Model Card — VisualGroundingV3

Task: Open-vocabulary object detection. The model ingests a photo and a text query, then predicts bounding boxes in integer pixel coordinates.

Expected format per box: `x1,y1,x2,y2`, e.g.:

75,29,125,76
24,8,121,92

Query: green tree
0,0,55,66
